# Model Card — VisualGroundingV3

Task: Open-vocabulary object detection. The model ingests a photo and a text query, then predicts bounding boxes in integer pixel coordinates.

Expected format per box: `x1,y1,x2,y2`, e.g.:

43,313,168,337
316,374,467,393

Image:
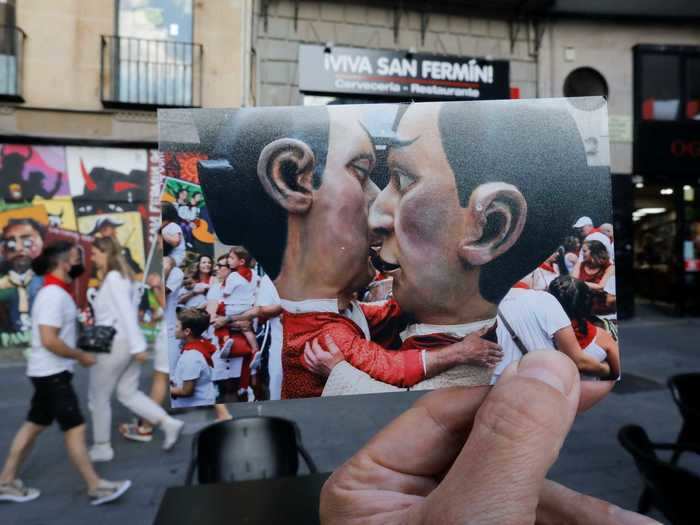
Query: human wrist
425,346,452,377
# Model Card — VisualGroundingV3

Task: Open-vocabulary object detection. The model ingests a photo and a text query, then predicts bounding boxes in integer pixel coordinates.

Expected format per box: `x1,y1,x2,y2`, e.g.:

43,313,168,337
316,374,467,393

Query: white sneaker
88,443,114,463
89,479,131,506
246,387,256,402
161,417,184,451
0,479,40,503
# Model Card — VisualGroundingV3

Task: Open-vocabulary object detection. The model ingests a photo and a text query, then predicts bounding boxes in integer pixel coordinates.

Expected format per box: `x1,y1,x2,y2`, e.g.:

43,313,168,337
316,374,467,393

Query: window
107,0,198,107
0,0,21,98
117,0,193,42
563,67,609,99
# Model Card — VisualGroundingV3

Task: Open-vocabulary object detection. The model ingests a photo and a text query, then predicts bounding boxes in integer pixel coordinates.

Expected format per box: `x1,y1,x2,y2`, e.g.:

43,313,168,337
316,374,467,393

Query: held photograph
158,97,620,408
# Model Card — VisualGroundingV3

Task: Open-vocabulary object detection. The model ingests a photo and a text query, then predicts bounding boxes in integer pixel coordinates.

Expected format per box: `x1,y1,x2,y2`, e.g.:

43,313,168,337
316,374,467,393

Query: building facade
0,0,250,348
247,0,700,316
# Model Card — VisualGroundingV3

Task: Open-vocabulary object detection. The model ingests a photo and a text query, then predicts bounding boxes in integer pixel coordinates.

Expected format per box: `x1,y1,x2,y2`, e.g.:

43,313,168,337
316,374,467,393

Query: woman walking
87,237,183,462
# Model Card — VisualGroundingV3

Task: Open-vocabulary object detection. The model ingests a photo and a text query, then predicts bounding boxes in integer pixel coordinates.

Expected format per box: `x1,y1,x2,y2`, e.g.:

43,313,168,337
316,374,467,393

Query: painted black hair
198,106,330,279
437,99,611,303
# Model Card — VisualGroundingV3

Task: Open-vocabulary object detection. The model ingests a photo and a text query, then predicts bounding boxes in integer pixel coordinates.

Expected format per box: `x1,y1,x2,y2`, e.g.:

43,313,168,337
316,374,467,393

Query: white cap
572,216,593,228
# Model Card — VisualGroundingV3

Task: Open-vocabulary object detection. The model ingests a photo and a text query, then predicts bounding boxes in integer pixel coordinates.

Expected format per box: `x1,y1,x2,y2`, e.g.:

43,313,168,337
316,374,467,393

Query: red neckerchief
539,262,556,273
181,339,216,367
43,273,72,295
400,332,462,350
571,319,596,349
400,323,499,350
235,266,253,282
513,281,530,289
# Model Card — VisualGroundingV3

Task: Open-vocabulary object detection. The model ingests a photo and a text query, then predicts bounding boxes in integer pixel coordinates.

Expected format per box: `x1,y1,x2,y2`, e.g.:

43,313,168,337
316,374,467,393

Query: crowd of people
160,241,285,419
156,212,620,415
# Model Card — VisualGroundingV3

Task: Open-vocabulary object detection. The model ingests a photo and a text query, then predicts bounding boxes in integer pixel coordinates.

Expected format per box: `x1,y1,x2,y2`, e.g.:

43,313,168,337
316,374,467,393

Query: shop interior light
633,207,667,221
635,182,644,189
684,185,692,190
660,188,674,195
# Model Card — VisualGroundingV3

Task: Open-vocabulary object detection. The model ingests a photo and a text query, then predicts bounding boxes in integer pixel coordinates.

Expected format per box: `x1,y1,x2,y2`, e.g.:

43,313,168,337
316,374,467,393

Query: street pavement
0,303,698,525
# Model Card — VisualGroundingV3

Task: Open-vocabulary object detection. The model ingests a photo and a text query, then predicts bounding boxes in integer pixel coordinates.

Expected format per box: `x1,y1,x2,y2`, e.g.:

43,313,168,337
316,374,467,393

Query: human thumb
417,351,579,525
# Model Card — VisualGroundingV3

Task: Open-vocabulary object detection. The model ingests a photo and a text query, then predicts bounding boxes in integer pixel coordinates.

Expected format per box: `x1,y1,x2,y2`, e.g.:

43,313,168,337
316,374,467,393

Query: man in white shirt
493,288,588,382
255,272,283,400
0,242,131,506
573,216,614,262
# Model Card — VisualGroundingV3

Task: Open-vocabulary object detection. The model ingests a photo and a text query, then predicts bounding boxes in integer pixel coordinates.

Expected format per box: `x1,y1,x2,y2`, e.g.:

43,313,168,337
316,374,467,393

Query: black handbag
77,325,117,353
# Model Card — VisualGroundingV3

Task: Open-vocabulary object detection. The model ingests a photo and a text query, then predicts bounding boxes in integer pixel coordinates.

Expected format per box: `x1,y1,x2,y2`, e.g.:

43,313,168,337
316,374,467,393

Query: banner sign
298,44,510,101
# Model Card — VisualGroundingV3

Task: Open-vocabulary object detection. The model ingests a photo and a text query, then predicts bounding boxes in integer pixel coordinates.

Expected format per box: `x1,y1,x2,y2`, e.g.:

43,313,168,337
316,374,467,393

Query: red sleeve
325,321,424,387
359,299,405,349
282,312,425,398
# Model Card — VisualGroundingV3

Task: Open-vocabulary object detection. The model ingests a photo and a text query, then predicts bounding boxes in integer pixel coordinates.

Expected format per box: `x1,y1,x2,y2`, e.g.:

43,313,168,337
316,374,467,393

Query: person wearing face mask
87,237,183,463
0,241,131,506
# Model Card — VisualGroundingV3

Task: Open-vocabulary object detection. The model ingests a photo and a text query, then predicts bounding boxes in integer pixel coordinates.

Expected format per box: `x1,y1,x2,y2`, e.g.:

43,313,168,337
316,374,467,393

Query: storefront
632,44,700,315
297,44,512,105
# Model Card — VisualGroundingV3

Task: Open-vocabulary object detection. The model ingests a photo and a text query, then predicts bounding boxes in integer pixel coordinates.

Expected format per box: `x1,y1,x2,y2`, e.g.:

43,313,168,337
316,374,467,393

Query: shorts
214,378,240,404
27,371,85,432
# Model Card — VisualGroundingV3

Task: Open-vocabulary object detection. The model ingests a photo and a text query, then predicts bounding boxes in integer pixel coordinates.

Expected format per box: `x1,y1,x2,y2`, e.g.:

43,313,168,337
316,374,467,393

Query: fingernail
610,506,662,525
516,354,575,395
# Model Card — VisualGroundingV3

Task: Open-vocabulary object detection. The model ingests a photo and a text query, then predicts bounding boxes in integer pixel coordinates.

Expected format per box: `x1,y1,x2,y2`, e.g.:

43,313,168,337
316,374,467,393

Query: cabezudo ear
459,182,527,266
257,138,316,214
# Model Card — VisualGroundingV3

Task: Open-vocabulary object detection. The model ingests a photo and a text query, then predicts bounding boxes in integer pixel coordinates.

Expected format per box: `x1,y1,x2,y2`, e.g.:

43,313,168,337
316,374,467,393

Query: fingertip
515,351,578,397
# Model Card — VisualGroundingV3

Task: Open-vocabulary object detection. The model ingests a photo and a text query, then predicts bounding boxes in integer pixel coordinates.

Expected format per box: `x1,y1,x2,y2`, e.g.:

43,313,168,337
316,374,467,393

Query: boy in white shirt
170,308,217,408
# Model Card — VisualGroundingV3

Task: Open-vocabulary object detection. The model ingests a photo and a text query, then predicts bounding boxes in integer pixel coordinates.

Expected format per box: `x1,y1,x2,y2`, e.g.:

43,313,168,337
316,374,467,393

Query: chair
618,425,700,524
668,373,700,463
185,416,317,485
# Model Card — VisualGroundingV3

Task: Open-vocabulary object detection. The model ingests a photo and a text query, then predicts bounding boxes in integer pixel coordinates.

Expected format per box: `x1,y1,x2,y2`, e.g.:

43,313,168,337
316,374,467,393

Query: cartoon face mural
0,144,157,346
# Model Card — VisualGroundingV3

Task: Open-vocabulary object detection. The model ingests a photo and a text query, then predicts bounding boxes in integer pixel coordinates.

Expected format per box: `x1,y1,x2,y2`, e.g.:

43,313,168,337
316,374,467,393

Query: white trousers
88,338,168,444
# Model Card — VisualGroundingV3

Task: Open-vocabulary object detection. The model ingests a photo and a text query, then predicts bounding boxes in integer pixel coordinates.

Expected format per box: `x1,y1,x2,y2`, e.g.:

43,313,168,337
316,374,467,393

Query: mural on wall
0,206,49,337
161,151,207,185
33,196,78,231
66,147,149,216
0,144,158,349
0,145,69,205
78,211,146,277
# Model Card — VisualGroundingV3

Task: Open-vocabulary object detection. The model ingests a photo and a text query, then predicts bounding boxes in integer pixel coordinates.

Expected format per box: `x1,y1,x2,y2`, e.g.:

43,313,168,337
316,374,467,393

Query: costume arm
327,328,424,387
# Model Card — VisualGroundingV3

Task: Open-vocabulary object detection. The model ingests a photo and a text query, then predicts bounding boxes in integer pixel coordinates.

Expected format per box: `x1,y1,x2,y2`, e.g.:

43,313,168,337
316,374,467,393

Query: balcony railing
100,35,203,109
0,25,26,101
